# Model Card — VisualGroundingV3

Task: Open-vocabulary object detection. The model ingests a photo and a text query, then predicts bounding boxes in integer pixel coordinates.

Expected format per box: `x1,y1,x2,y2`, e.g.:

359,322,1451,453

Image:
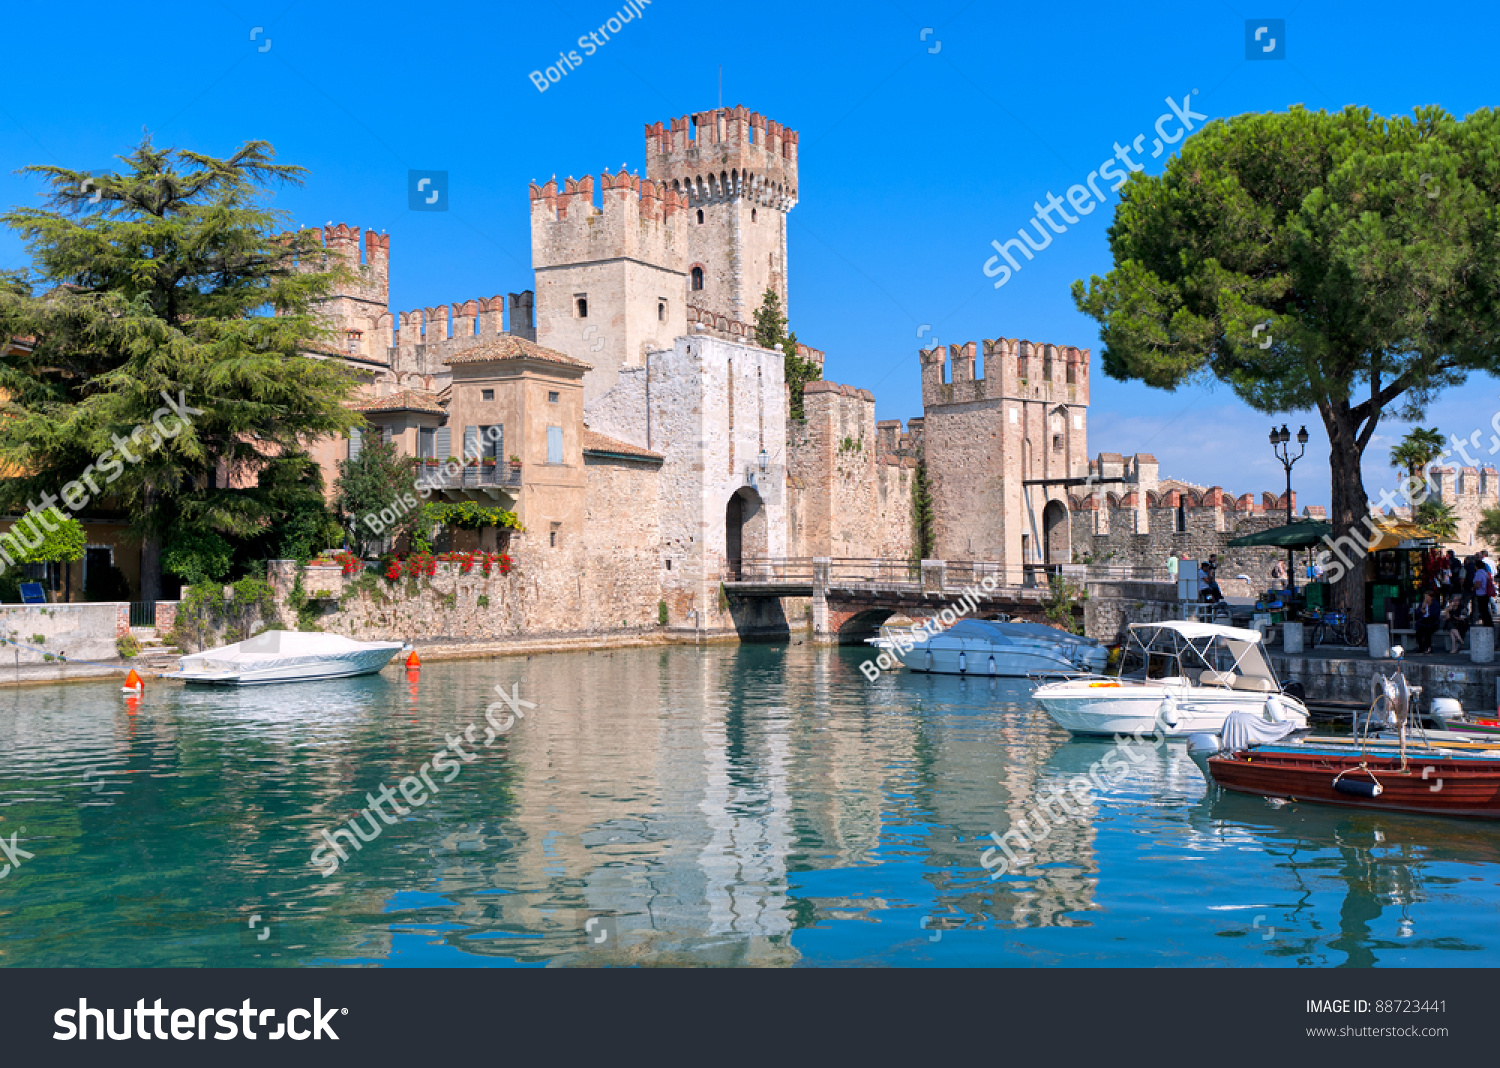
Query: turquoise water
0,642,1495,967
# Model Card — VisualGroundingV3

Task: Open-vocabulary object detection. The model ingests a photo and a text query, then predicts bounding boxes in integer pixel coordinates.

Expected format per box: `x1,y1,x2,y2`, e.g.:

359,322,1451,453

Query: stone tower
918,339,1091,568
644,106,799,324
531,171,691,403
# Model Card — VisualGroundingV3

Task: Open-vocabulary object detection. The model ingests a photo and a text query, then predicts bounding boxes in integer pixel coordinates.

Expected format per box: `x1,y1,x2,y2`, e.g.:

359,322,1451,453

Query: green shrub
658,600,668,625
116,634,140,658
476,594,490,609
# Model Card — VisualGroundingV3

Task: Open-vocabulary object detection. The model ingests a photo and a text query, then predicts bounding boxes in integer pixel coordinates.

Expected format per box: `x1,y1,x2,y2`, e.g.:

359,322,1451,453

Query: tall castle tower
644,106,799,324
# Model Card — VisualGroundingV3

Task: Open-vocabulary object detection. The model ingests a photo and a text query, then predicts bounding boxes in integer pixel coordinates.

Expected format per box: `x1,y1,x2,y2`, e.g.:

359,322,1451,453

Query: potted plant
508,454,523,469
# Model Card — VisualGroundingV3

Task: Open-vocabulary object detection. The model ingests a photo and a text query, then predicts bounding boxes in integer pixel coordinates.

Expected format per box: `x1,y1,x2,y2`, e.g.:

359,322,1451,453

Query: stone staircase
129,626,182,674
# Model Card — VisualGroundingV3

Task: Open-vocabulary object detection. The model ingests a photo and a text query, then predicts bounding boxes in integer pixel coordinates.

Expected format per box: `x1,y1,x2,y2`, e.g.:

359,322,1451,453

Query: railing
416,463,522,490
724,557,1173,588
128,601,156,627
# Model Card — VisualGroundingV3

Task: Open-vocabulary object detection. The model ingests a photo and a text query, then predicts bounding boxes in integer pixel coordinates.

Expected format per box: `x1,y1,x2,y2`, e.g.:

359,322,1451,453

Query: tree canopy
753,288,818,421
1073,104,1500,614
0,137,358,597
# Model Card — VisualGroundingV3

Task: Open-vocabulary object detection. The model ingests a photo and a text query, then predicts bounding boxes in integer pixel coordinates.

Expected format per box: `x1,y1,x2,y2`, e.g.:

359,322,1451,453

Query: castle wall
787,382,915,561
591,335,787,631
1069,463,1303,597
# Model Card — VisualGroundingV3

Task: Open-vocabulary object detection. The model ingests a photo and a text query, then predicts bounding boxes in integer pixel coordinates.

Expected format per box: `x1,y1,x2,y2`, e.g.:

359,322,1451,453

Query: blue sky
2,0,1497,509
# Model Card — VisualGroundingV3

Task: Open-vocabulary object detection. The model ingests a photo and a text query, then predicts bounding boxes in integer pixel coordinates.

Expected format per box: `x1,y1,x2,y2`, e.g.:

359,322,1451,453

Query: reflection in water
0,643,1497,967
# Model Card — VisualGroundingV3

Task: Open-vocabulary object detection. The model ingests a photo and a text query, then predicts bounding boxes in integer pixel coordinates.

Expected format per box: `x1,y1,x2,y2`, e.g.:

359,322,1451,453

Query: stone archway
1043,498,1070,564
726,486,767,580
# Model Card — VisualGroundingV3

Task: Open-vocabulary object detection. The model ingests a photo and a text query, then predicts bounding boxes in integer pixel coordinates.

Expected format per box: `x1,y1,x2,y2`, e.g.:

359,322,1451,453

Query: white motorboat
161,630,408,686
1032,620,1310,737
868,617,1109,677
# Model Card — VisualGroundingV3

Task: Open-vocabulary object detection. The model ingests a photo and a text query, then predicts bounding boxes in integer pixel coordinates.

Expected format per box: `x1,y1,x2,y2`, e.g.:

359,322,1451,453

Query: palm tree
1414,499,1459,541
1389,427,1446,482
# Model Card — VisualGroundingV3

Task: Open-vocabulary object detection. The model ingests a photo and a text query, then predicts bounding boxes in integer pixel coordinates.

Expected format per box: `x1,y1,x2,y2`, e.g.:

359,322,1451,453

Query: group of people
1412,549,1497,654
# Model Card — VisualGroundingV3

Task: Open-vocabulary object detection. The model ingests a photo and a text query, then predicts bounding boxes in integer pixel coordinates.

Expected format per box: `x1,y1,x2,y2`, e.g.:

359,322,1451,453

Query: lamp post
1270,424,1310,595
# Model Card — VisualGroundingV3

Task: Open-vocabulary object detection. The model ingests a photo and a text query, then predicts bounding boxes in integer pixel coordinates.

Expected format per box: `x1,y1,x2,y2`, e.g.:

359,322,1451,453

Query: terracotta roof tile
348,388,445,415
582,428,662,461
445,335,591,370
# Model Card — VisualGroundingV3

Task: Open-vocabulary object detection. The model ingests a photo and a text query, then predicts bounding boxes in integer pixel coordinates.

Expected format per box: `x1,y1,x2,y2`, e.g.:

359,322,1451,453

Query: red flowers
380,550,513,582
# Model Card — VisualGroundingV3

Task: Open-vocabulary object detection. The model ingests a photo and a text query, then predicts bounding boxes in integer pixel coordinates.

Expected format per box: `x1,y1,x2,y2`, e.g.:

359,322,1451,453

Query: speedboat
868,617,1108,677
161,630,407,686
1031,620,1310,737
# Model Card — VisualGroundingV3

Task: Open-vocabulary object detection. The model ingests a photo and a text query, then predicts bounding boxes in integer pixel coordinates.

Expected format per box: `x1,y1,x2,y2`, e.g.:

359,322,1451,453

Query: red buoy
405,651,421,668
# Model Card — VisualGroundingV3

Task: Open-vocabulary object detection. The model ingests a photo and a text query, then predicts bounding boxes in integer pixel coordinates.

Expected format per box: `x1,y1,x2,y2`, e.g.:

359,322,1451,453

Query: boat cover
1221,709,1301,751
177,630,402,673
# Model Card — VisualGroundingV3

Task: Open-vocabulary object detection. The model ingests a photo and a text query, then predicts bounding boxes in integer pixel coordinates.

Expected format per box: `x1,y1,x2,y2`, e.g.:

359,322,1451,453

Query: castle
292,104,1298,638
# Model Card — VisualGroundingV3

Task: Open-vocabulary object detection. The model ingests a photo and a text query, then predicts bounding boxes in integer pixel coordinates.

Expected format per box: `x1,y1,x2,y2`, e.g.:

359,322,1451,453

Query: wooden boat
1206,744,1500,819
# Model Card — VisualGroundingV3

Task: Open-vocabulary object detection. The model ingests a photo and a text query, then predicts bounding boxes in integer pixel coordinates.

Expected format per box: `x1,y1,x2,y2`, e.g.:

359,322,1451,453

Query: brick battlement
920,337,1089,409
531,169,690,273
685,303,824,371
645,106,798,205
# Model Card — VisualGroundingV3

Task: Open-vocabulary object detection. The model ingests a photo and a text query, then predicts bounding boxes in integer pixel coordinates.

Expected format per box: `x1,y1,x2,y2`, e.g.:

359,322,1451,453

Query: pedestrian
1446,594,1471,654
1473,562,1496,628
1414,590,1442,654
1166,553,1178,582
1446,549,1462,593
1271,559,1286,587
1198,561,1223,603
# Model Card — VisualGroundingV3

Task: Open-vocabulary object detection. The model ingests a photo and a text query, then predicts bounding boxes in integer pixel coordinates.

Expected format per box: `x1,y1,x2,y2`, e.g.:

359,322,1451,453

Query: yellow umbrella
1365,514,1439,552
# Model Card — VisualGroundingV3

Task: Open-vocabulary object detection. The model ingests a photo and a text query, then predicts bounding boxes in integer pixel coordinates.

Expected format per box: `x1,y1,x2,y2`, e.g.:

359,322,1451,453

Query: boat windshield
1113,626,1279,688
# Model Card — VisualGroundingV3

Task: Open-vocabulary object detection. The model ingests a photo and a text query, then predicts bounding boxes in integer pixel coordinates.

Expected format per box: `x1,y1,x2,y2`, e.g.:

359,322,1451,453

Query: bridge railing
724,558,1172,587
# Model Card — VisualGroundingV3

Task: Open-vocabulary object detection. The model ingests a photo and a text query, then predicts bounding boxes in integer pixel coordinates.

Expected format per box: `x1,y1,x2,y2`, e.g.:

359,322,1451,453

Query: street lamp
1270,424,1309,595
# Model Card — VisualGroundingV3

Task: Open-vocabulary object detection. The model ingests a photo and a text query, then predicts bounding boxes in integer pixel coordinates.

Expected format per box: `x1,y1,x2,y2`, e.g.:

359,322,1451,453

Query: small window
666,559,672,571
548,391,559,403
481,388,494,402
419,426,436,459
547,425,563,464
1052,433,1064,452
549,522,561,549
575,296,588,318
696,209,704,224
691,267,704,291
751,208,757,222
658,300,666,322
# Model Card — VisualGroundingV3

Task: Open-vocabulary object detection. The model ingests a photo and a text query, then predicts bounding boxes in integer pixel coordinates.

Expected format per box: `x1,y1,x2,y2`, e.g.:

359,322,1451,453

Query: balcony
416,461,522,500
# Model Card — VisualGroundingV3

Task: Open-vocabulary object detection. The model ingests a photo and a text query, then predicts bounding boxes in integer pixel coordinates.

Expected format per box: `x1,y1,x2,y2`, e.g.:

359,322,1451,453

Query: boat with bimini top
1031,620,1310,737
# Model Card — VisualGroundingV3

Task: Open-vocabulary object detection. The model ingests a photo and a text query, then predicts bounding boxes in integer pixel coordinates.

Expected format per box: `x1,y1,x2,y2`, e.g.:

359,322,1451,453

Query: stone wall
787,381,916,561
0,602,129,664
1083,579,1178,643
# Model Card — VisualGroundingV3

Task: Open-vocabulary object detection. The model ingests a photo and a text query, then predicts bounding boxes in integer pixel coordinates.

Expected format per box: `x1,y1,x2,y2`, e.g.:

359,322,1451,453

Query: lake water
1,642,1495,968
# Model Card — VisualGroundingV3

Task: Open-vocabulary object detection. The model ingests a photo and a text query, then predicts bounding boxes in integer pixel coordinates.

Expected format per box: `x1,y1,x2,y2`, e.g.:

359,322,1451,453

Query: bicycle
1303,607,1366,649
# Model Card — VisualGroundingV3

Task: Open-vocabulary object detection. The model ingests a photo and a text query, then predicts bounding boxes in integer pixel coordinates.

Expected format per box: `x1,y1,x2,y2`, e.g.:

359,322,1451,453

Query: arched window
691,267,704,291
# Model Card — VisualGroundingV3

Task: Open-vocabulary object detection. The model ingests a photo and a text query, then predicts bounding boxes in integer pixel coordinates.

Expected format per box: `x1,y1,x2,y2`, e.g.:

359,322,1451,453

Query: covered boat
162,630,407,686
868,617,1108,677
1032,620,1310,737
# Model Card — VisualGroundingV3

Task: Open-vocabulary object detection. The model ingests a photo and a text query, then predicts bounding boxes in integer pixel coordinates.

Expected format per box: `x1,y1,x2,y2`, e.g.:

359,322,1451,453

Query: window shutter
547,426,563,464
493,424,504,461
348,427,362,460
435,426,451,459
463,426,479,461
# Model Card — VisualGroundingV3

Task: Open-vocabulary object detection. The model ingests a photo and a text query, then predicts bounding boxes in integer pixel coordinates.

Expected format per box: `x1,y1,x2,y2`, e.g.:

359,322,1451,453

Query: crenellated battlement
530,169,690,273
685,303,824,371
920,337,1090,409
644,105,798,207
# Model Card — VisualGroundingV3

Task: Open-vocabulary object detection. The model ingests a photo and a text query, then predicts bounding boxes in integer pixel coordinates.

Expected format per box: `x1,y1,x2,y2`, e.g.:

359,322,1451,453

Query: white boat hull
1035,681,1309,737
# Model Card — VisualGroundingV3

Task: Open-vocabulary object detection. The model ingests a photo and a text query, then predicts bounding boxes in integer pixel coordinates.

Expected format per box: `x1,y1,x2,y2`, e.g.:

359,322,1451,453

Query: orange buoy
123,669,144,693
404,651,421,668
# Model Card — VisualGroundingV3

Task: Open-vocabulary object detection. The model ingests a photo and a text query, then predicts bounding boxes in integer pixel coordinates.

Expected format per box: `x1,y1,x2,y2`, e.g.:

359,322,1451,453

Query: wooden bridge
722,557,1169,643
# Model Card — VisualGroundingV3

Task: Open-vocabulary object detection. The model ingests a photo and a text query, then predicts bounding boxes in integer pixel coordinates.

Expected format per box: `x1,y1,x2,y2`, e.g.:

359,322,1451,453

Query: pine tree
0,138,358,598
752,288,820,421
